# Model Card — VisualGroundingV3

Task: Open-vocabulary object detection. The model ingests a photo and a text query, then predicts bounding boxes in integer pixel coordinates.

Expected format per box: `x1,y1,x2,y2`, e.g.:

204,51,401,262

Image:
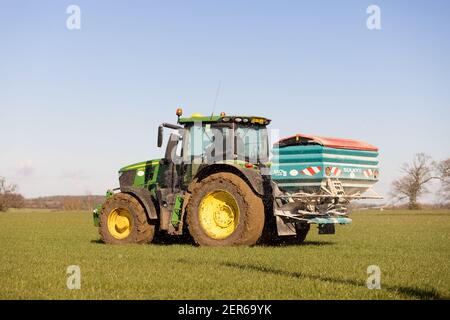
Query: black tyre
187,172,265,246
99,193,155,244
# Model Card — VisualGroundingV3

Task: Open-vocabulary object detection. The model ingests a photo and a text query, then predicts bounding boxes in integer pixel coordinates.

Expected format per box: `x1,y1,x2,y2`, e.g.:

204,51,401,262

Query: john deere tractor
93,109,380,246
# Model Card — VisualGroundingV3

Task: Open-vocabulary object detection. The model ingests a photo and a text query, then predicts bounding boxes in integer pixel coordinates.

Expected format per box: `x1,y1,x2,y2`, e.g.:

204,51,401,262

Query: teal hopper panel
270,144,379,195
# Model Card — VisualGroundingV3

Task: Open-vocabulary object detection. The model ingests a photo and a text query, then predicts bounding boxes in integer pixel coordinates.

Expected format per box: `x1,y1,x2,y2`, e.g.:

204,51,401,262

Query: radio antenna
210,80,222,119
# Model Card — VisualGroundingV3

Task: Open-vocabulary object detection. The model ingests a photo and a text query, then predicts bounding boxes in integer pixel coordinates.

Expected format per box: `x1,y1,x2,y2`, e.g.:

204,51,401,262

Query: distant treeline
5,195,450,212
24,195,105,211
352,202,450,210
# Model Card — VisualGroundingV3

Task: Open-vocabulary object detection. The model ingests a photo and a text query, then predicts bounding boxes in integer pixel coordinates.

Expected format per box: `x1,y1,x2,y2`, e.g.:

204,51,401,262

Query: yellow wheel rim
199,190,240,240
107,208,133,240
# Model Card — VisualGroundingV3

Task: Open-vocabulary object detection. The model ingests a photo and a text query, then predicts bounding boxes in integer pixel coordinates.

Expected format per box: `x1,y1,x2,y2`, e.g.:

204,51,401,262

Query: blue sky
0,0,449,199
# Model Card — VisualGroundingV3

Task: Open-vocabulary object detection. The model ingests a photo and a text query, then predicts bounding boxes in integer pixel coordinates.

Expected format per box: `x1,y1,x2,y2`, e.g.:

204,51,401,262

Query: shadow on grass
259,240,335,247
220,262,443,300
152,234,195,246
90,236,334,247
90,237,195,246
150,238,334,247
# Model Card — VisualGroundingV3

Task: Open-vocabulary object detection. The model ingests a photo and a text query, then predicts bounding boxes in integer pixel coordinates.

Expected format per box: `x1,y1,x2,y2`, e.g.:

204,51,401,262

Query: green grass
0,209,449,300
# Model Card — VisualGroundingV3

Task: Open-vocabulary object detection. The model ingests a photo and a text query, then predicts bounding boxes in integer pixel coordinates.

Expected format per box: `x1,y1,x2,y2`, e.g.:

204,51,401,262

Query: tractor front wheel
99,193,155,244
187,172,265,246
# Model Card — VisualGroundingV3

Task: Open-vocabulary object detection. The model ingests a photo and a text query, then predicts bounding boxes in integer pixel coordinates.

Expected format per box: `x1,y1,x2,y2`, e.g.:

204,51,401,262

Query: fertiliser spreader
270,134,380,236
93,109,380,246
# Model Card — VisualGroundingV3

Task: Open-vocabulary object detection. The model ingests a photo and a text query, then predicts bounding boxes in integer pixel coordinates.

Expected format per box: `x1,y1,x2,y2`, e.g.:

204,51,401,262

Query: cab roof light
251,117,265,125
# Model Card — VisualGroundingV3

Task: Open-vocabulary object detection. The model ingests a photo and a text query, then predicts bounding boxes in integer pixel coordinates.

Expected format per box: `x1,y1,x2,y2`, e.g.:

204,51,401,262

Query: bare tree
436,158,450,202
0,177,24,212
390,153,438,209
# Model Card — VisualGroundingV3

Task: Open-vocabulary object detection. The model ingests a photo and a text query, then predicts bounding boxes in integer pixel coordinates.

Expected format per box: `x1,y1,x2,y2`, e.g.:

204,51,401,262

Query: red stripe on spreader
363,170,372,177
276,134,378,151
307,167,316,175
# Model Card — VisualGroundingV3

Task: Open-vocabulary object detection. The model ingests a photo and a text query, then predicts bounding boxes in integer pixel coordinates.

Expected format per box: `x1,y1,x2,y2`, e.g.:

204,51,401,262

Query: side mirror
157,125,163,147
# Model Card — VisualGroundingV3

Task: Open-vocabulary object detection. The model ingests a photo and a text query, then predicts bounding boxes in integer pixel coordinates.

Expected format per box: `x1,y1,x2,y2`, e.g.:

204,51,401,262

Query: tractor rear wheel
99,193,155,244
186,172,265,246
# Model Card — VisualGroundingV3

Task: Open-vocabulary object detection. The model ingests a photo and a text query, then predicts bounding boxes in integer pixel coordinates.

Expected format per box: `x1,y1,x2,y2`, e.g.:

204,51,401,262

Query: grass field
0,209,449,300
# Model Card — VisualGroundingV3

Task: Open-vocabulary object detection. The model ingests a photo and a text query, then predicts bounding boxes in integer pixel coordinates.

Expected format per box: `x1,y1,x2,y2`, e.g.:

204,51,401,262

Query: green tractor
93,109,380,246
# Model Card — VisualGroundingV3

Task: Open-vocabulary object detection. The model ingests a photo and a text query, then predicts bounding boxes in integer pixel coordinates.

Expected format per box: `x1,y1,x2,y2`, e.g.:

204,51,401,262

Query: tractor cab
157,109,271,167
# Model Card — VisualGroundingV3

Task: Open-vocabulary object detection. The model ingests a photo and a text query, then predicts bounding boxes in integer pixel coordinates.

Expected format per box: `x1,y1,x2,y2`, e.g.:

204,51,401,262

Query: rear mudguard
187,163,269,196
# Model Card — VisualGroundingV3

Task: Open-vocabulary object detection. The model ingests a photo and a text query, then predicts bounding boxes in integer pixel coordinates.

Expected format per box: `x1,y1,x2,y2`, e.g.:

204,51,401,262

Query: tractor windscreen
184,123,269,164
235,126,269,163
